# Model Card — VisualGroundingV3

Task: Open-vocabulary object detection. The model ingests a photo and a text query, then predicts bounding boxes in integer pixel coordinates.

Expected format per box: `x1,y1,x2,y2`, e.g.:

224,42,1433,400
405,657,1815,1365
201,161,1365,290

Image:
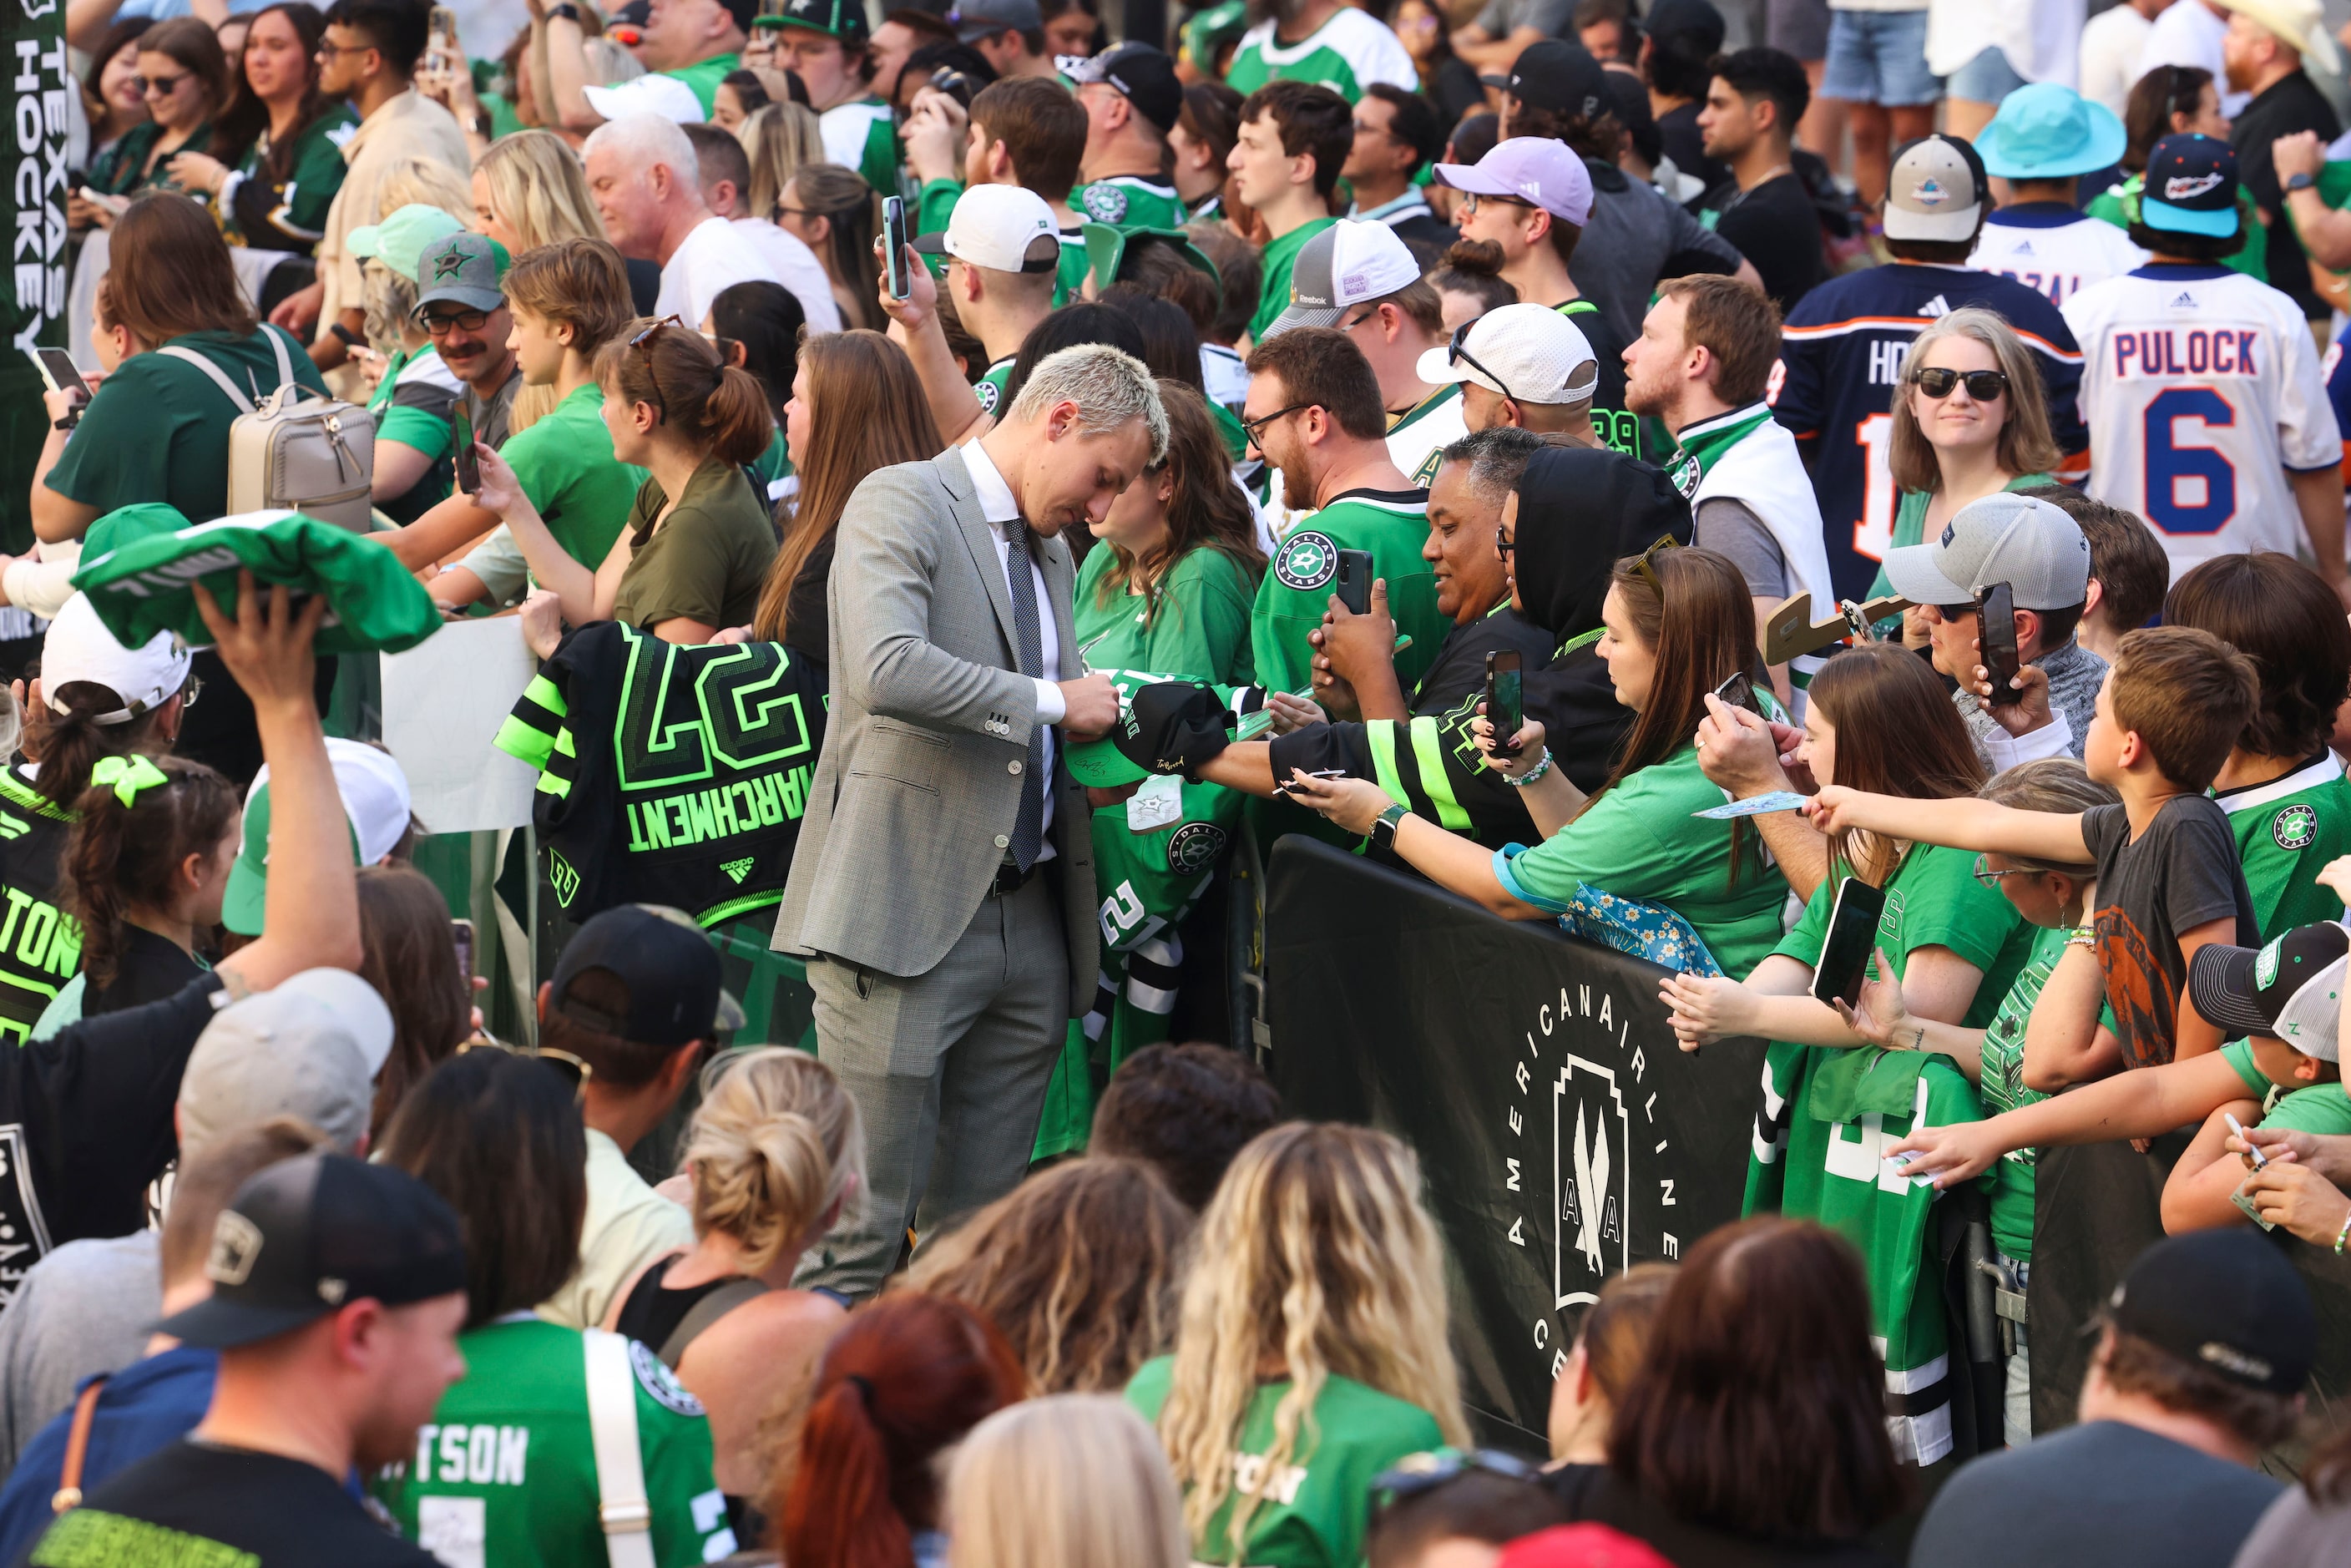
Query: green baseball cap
348,205,467,286
1181,0,1246,73
414,231,511,315
754,0,869,45
221,740,413,935
1081,223,1222,307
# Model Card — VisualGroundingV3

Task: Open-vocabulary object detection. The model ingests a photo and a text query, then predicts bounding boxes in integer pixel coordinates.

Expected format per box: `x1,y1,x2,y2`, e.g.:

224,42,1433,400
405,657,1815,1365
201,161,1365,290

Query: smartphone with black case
1811,876,1888,1009
26,347,89,402
1976,580,2022,707
1485,650,1523,757
450,407,480,494
1334,549,1373,615
882,195,910,300
1711,669,1757,716
451,918,473,989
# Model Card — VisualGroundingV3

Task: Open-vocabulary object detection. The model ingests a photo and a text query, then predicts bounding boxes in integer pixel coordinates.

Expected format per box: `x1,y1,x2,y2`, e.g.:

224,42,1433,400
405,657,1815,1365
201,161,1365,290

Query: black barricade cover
1264,839,1763,1448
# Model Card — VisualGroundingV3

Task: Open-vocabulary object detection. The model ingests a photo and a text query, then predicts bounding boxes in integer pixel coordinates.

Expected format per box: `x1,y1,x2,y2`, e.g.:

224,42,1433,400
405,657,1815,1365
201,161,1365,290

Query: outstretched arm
1806,788,2091,863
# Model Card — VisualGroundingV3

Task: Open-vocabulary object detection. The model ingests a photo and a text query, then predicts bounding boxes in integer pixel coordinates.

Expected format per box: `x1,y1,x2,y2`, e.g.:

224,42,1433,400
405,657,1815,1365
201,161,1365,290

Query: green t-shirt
227,104,357,246
46,327,330,524
1867,473,2056,602
1126,1356,1443,1568
503,382,647,571
1252,489,1443,698
1074,175,1191,230
916,175,962,239
1492,744,1791,979
2259,1080,2351,1135
974,355,1016,420
1776,843,2037,1031
1978,923,2066,1262
662,52,740,115
2220,1035,2305,1117
1251,217,1338,343
1076,541,1258,685
365,341,462,524
610,457,779,632
2213,755,2351,942
374,1319,736,1567
820,95,902,195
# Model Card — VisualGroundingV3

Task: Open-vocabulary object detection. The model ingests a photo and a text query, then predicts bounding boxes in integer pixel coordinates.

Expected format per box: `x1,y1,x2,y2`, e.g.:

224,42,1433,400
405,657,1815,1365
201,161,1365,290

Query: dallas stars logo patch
2273,803,2319,851
1273,529,1338,591
975,377,1000,415
1166,820,1226,875
1080,184,1129,223
432,249,467,281
1666,451,1701,499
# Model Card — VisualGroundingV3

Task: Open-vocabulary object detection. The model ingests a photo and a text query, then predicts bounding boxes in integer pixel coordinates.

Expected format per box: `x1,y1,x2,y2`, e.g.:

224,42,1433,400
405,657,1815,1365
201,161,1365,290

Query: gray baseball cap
414,231,508,315
1883,134,1986,244
1879,492,2091,611
176,970,397,1156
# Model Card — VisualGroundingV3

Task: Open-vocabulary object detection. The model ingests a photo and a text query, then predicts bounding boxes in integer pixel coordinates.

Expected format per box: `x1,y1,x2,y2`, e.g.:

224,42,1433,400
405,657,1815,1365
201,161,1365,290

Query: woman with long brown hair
85,18,229,206
776,164,881,331
477,315,776,645
165,2,353,255
1287,545,1792,978
746,330,942,666
356,864,473,1142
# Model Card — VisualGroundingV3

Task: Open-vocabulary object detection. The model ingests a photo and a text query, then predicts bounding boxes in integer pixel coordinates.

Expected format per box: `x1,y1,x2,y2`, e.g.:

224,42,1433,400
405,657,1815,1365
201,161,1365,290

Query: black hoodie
1512,444,1693,794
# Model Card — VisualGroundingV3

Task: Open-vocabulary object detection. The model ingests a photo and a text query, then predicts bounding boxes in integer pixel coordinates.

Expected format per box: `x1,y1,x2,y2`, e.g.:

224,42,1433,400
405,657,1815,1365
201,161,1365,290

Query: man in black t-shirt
1694,47,1824,313
22,1154,467,1568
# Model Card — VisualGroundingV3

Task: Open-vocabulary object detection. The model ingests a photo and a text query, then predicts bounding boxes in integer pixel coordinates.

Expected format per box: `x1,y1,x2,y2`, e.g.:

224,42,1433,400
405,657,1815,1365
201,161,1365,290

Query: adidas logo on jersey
2012,240,2035,256
1920,295,1951,318
2170,291,2197,309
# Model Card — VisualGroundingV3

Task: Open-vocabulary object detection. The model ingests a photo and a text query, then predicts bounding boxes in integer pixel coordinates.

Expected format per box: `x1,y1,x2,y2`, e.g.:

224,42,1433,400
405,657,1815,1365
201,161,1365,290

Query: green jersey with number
2213,753,2351,941
1127,1358,1443,1568
1074,175,1190,230
1223,6,1417,103
374,1319,734,1568
1251,489,1443,699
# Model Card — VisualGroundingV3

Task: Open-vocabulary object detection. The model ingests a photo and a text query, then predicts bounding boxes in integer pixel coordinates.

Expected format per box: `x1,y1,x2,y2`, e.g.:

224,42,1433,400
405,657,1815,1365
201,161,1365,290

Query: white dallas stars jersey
2062,264,2340,569
1968,204,2147,306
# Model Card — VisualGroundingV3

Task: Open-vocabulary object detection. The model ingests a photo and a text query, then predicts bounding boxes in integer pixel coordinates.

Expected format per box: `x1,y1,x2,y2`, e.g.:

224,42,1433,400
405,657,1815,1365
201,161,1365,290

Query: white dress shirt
961,438,1062,844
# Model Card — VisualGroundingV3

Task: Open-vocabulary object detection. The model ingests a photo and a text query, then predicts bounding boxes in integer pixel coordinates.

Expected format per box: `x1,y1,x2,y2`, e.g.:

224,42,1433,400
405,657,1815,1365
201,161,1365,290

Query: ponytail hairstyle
60,755,237,991
25,689,177,812
709,279,806,421
683,1047,864,1274
596,316,775,468
778,1292,1027,1568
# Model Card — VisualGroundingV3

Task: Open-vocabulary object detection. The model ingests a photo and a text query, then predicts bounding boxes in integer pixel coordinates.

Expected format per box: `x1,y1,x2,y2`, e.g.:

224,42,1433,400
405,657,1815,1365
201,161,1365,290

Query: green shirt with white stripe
1251,488,1444,698
2212,752,2351,941
1223,6,1417,103
817,95,900,195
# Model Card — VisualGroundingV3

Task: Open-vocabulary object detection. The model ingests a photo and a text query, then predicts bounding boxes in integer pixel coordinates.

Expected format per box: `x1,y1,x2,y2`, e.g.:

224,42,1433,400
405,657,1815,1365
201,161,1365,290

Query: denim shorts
1821,8,1940,107
1948,44,2028,104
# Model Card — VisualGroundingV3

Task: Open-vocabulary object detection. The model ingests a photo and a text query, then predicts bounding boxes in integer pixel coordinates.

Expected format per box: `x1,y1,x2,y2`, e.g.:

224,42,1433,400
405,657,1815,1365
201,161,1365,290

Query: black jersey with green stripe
0,766,80,1044
493,622,828,928
1265,602,1556,850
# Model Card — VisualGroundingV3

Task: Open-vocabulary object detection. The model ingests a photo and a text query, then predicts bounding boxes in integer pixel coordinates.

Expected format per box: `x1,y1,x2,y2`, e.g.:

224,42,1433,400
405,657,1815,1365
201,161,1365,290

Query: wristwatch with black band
546,3,582,20
2288,171,2318,193
1368,802,1408,850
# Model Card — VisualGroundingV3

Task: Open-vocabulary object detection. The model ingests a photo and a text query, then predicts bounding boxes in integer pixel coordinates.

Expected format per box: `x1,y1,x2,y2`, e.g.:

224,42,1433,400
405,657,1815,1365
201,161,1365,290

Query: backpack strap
50,1373,109,1515
582,1328,658,1568
156,345,256,413
655,1277,769,1370
263,324,294,391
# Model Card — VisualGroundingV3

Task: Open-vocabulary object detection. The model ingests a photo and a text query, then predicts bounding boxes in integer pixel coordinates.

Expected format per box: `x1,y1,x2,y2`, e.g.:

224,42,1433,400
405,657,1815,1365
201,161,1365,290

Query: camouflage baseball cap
413,231,510,315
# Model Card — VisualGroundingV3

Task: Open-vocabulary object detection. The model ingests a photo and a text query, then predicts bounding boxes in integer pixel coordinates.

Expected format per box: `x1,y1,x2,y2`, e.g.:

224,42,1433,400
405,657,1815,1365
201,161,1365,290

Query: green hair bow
88,754,171,807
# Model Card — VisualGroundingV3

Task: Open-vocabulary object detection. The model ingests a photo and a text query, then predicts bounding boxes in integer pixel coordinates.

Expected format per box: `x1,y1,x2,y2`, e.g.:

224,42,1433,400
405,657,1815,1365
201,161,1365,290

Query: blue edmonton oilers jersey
1770,263,2089,599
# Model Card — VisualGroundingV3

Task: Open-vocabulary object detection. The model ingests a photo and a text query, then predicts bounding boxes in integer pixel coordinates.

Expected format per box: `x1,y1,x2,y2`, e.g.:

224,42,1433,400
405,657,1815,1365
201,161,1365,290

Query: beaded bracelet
1507,751,1555,788
2334,1209,2350,1256
2065,922,2096,951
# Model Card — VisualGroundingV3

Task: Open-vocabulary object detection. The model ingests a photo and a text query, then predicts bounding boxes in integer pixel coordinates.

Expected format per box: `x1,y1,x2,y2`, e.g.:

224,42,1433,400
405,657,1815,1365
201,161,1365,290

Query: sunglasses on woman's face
1910,367,2009,402
136,72,190,96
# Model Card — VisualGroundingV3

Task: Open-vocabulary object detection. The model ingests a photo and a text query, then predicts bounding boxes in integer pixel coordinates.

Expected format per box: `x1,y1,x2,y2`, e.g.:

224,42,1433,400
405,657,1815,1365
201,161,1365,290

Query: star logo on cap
432,249,466,281
206,1211,264,1287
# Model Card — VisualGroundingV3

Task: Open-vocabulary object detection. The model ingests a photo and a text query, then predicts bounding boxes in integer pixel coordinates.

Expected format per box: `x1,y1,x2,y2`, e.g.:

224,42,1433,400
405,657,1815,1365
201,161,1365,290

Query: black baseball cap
550,903,746,1046
1644,0,1725,52
2188,921,2348,1063
157,1153,467,1349
755,0,871,48
1065,42,1182,135
1480,40,1609,122
2105,1231,2317,1395
2141,133,2242,239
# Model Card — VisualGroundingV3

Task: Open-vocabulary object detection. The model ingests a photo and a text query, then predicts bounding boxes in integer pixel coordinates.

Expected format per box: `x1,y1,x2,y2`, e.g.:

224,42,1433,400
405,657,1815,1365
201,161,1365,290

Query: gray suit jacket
772,447,1098,1014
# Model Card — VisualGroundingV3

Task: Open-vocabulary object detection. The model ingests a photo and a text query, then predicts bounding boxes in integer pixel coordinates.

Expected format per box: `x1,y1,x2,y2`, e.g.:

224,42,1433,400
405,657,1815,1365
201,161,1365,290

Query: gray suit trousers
796,874,1068,1298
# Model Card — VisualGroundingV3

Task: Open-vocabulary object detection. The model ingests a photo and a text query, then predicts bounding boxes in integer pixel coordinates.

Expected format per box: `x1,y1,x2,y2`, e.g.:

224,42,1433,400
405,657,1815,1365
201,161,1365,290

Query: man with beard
1224,0,1416,104
2217,0,2339,323
1241,326,1448,701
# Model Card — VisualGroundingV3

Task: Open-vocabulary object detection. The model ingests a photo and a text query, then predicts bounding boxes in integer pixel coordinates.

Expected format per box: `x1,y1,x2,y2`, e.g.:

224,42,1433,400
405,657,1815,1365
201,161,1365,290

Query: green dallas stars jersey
1058,229,1090,306
224,103,357,249
1252,489,1444,699
974,355,1016,419
2212,752,2351,941
1127,1357,1444,1568
1223,6,1417,104
375,1319,734,1568
1385,383,1465,489
1074,175,1190,230
1747,1043,1986,1466
817,96,900,196
493,621,828,928
1251,216,1336,344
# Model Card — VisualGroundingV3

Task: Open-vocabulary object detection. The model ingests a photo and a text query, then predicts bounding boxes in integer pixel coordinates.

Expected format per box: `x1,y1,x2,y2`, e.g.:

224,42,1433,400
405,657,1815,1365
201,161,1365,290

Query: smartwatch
547,4,582,20
1368,802,1408,850
2288,171,2318,193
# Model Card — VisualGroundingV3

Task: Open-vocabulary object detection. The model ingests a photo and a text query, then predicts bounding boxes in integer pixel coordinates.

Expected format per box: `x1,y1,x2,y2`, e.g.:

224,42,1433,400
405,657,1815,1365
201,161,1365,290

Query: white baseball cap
583,73,708,124
1415,303,1598,407
1259,219,1423,340
41,592,192,723
913,184,1061,275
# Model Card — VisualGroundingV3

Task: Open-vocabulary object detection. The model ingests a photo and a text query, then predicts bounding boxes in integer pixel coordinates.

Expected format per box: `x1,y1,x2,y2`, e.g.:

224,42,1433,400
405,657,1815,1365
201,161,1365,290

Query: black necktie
1004,522,1045,871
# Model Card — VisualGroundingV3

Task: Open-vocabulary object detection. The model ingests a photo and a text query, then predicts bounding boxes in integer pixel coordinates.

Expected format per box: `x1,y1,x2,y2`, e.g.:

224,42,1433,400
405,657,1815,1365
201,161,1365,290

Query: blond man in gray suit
775,344,1167,1296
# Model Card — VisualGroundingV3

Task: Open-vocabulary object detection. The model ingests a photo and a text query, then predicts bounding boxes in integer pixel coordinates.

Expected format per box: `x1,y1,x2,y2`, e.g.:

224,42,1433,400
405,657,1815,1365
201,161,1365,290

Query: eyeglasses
421,307,490,336
135,72,190,95
1460,191,1532,215
1444,319,1517,404
457,1038,594,1104
1629,533,1681,594
1910,366,2010,402
630,314,685,421
1971,852,2039,888
1239,402,1310,444
1494,524,1514,558
1369,1449,1542,1521
314,39,375,56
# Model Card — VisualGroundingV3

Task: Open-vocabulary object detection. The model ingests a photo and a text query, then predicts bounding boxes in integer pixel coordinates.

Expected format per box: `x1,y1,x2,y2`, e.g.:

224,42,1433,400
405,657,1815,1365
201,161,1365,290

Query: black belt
989,859,1040,897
